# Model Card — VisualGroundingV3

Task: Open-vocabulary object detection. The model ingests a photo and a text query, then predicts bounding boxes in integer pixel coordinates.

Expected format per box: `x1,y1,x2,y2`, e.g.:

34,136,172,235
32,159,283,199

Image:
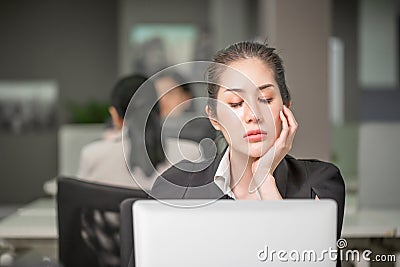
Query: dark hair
206,41,291,116
110,74,155,118
111,74,165,175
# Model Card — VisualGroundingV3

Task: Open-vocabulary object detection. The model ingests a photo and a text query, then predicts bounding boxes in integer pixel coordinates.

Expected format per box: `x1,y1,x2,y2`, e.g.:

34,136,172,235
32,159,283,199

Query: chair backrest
57,177,148,267
120,198,149,267
358,122,400,209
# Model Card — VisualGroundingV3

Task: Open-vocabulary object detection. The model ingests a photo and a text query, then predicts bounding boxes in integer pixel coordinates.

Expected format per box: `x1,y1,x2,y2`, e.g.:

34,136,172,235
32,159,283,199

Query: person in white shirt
77,74,169,190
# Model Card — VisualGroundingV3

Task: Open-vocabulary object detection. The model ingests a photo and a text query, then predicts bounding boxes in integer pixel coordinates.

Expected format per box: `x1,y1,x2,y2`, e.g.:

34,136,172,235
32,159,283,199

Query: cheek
215,105,246,144
216,104,242,128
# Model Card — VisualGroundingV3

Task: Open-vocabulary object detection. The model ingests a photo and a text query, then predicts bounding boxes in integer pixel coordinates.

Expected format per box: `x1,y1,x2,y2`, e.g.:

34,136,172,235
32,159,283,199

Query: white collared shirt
214,148,236,199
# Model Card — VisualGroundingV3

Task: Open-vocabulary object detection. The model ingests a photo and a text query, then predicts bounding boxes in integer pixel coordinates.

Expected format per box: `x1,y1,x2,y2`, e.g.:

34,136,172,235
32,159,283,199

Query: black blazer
151,153,346,239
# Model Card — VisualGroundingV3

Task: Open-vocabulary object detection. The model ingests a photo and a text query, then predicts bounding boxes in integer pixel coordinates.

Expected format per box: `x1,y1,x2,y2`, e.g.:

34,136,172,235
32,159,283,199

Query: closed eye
259,97,273,104
229,101,244,108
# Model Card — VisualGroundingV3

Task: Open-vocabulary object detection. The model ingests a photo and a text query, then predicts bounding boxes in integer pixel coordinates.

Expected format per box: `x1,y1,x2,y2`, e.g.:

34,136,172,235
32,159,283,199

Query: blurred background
0,0,398,225
0,0,399,265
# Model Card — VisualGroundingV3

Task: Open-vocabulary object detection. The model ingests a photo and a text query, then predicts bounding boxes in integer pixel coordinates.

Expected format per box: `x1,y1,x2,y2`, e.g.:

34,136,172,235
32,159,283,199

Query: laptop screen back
133,200,337,267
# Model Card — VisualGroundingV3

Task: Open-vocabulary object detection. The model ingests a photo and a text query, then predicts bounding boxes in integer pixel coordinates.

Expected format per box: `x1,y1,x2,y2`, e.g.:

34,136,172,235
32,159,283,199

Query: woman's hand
250,105,298,199
269,105,298,172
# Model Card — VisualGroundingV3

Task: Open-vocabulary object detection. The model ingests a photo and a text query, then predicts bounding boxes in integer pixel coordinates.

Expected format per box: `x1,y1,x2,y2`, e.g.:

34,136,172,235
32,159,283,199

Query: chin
247,141,274,158
248,151,265,159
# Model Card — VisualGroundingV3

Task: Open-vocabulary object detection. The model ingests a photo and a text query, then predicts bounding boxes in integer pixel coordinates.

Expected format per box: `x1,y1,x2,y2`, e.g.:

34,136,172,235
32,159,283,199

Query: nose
243,101,262,123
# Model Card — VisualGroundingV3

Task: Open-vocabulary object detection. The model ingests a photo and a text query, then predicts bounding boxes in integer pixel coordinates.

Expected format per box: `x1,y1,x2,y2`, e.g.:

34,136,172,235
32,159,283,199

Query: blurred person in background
154,71,216,148
77,74,168,190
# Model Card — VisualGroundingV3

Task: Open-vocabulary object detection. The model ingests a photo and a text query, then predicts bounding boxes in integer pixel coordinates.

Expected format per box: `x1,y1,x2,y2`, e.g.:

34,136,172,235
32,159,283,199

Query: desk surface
342,194,400,238
0,198,57,239
343,209,400,238
0,195,399,240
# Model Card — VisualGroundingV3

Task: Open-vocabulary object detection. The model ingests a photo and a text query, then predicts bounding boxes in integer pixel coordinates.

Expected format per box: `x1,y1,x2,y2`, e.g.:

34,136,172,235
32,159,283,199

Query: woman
151,41,345,239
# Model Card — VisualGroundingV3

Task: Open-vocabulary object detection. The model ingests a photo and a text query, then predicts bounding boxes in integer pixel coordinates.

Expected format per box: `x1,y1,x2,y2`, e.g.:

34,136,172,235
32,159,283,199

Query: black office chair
120,197,158,267
120,198,141,267
57,177,148,267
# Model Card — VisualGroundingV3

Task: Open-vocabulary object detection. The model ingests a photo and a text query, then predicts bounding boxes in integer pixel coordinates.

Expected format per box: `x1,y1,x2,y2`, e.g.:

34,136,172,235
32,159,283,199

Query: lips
243,129,267,142
244,129,267,137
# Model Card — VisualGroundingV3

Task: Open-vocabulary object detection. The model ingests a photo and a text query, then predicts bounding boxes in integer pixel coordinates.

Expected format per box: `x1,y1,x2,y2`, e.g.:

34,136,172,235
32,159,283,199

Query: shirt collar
214,148,236,199
214,148,288,199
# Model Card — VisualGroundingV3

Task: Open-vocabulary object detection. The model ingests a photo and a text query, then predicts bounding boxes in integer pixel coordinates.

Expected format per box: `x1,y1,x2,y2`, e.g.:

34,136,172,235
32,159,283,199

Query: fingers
258,106,298,176
283,105,298,131
282,105,298,147
278,108,289,142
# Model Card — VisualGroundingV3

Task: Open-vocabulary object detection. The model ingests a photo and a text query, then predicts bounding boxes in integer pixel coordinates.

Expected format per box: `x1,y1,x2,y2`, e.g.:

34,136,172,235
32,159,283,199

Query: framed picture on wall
0,81,58,134
130,24,211,76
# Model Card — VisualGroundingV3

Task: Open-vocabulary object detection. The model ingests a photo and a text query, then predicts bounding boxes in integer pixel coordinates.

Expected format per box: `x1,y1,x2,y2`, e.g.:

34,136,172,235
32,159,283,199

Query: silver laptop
133,200,337,267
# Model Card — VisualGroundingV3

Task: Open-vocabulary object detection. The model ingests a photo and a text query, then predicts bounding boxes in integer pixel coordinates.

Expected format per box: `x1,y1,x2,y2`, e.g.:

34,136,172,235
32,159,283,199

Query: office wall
210,0,258,51
259,0,331,161
332,0,360,123
0,0,118,203
0,0,118,117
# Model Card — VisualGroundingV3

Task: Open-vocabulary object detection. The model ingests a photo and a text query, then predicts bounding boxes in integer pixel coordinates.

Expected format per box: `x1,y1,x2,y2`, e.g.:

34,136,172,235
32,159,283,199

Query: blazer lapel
184,152,227,199
273,157,289,198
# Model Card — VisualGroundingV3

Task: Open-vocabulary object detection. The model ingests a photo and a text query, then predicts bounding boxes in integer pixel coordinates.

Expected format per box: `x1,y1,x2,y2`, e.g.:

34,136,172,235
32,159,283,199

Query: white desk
341,194,400,267
342,195,400,238
3,195,399,240
342,194,400,238
0,198,58,261
1,195,399,265
343,209,400,238
0,198,57,239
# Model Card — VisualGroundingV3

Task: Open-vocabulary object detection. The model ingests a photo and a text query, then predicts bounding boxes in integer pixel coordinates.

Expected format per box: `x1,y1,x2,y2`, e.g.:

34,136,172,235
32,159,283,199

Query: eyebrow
258,84,275,90
224,84,275,92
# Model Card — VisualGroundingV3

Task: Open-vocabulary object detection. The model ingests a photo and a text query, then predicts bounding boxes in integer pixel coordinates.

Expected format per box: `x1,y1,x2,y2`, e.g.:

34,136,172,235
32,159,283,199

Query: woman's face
210,58,284,158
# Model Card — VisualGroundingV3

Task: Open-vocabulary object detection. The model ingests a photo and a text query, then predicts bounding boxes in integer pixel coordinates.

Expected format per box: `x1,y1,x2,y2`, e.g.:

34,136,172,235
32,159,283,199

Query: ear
205,105,221,131
109,106,123,129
